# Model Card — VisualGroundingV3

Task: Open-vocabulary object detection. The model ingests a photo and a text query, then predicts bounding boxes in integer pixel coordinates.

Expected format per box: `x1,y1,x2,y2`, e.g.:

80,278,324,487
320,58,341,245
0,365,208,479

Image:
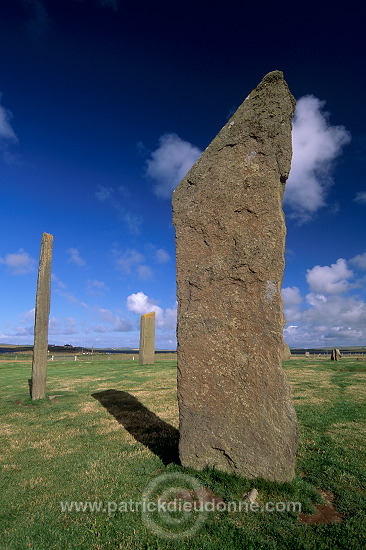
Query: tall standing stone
31,233,53,400
172,71,298,482
139,312,155,365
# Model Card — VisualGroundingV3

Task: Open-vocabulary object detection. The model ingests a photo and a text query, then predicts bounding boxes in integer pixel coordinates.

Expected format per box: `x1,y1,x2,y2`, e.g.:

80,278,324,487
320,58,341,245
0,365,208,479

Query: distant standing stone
31,233,53,400
139,312,156,365
283,343,292,361
331,349,342,361
173,71,298,482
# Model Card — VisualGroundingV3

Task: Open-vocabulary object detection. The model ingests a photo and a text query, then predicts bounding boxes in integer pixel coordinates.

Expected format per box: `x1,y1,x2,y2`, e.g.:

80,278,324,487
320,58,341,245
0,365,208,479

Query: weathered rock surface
139,312,155,365
283,343,292,361
331,349,342,361
173,71,298,482
31,233,53,400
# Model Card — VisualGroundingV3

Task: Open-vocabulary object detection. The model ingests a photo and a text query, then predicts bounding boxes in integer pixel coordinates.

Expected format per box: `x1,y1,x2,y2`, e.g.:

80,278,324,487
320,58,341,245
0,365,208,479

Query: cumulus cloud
113,247,152,280
349,252,366,271
146,133,202,198
283,255,366,347
94,306,133,332
5,310,79,340
282,286,303,322
0,249,36,275
67,248,86,267
127,291,177,331
306,258,354,294
284,293,366,348
114,248,143,273
284,95,351,223
353,191,366,204
127,291,163,318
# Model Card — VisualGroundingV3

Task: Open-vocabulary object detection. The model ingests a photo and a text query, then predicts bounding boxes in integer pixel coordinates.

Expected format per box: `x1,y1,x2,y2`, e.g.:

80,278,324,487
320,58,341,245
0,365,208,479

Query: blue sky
0,0,365,349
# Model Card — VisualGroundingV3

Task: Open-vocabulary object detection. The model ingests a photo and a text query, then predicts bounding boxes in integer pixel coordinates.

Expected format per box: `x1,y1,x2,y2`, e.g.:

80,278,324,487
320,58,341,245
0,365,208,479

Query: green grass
0,356,365,549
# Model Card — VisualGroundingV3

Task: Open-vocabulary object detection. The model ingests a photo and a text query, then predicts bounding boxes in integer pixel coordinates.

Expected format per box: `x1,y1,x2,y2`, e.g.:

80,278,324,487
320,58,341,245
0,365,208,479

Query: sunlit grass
0,356,365,549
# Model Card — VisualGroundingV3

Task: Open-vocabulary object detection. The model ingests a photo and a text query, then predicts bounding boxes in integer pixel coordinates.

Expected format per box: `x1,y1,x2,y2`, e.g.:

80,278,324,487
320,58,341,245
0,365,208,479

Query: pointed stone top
42,232,53,241
258,70,284,84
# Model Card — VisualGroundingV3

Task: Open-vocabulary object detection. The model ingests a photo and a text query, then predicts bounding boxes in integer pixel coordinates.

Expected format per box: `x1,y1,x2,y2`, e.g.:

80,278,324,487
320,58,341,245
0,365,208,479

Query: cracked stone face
172,71,298,482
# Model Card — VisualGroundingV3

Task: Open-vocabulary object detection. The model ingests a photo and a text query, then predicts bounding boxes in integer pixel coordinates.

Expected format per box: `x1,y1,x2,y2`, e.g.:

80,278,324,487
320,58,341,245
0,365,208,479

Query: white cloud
96,307,115,323
0,94,19,163
349,252,366,271
57,291,89,309
353,191,366,204
146,133,202,198
86,279,109,297
93,306,133,333
0,249,36,275
113,317,133,332
155,248,170,263
113,247,152,279
127,291,163,318
51,273,67,289
284,291,366,348
0,98,18,143
19,308,35,323
126,291,177,331
136,265,153,280
13,325,34,337
284,95,351,222
283,255,366,348
49,317,78,335
306,258,353,294
114,248,144,273
282,286,303,322
95,184,113,202
67,248,86,267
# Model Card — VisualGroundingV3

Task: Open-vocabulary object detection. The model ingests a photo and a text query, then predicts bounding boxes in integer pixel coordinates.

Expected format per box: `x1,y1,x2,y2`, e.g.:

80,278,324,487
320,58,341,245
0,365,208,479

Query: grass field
0,355,365,549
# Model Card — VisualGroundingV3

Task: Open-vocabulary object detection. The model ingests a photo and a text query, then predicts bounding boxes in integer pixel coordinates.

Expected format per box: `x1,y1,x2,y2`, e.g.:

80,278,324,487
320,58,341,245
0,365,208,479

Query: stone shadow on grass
91,389,180,465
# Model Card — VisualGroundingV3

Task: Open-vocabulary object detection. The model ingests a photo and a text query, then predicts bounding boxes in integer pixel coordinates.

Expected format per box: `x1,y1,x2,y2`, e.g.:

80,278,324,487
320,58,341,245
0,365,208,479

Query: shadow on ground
91,389,180,465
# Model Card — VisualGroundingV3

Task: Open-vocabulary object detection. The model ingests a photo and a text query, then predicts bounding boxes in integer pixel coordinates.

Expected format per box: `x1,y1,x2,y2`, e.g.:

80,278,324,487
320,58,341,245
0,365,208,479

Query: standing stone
283,343,292,361
31,233,53,400
139,312,155,365
331,349,342,361
173,71,298,482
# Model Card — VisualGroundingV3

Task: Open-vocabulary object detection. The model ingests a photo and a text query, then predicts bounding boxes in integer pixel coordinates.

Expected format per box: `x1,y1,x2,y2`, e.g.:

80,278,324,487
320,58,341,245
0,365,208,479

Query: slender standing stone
31,233,53,400
173,71,298,482
139,312,155,365
283,343,292,361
